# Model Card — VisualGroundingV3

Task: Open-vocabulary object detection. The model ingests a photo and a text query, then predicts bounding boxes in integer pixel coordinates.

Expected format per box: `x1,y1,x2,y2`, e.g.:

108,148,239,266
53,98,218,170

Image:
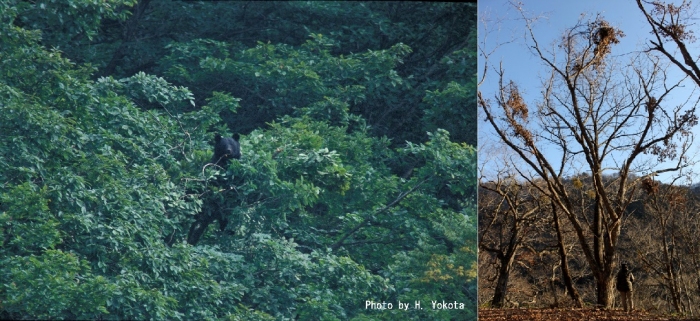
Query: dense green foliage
0,1,476,320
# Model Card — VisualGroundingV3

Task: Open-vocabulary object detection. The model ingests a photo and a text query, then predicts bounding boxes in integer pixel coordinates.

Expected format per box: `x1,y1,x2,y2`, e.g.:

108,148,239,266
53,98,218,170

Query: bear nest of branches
592,20,624,62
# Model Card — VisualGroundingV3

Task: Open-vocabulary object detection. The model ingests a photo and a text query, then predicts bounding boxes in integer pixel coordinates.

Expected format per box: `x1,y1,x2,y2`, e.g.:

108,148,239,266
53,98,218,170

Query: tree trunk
662,220,683,313
587,187,621,309
491,252,516,308
551,203,583,307
596,276,615,309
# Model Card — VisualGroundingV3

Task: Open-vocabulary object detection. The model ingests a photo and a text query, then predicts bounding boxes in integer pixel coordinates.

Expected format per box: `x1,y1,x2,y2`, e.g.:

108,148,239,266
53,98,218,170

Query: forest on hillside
0,1,477,320
478,0,700,318
479,177,700,314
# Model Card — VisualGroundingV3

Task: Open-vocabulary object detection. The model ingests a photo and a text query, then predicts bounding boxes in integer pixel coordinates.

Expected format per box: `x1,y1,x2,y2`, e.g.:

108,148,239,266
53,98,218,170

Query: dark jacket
616,264,634,292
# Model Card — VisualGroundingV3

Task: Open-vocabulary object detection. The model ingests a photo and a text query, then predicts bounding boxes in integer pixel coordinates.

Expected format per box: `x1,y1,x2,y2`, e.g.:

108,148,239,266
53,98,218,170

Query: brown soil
478,308,696,321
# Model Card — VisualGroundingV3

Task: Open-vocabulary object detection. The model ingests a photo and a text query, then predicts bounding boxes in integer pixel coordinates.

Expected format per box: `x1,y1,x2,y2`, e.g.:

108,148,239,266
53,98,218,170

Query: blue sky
477,0,700,184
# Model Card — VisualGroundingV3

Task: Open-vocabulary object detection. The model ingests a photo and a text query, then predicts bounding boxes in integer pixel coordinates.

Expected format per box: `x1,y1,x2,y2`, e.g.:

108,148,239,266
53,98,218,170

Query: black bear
184,133,241,246
211,133,241,167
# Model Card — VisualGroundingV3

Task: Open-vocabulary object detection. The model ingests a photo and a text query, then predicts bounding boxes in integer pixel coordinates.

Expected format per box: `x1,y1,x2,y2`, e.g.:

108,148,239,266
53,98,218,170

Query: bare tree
627,178,700,315
479,170,543,308
479,10,697,309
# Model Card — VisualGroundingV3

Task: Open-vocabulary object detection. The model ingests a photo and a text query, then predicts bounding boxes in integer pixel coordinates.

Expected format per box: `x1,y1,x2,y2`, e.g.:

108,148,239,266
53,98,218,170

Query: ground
478,308,693,321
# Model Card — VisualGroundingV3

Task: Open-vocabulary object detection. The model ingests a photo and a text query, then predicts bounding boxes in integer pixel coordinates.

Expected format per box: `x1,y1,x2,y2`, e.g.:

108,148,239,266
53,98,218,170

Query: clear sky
478,0,700,184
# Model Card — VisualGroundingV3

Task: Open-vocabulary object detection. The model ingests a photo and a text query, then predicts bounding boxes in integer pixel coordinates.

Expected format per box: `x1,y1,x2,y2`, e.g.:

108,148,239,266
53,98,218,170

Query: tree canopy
0,1,477,320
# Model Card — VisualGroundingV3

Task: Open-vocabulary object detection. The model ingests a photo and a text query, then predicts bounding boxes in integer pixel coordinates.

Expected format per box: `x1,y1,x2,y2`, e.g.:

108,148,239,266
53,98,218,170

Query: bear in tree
211,133,241,167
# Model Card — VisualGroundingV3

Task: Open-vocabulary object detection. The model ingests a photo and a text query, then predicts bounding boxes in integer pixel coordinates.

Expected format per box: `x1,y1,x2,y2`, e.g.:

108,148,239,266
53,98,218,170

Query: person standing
616,263,635,312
